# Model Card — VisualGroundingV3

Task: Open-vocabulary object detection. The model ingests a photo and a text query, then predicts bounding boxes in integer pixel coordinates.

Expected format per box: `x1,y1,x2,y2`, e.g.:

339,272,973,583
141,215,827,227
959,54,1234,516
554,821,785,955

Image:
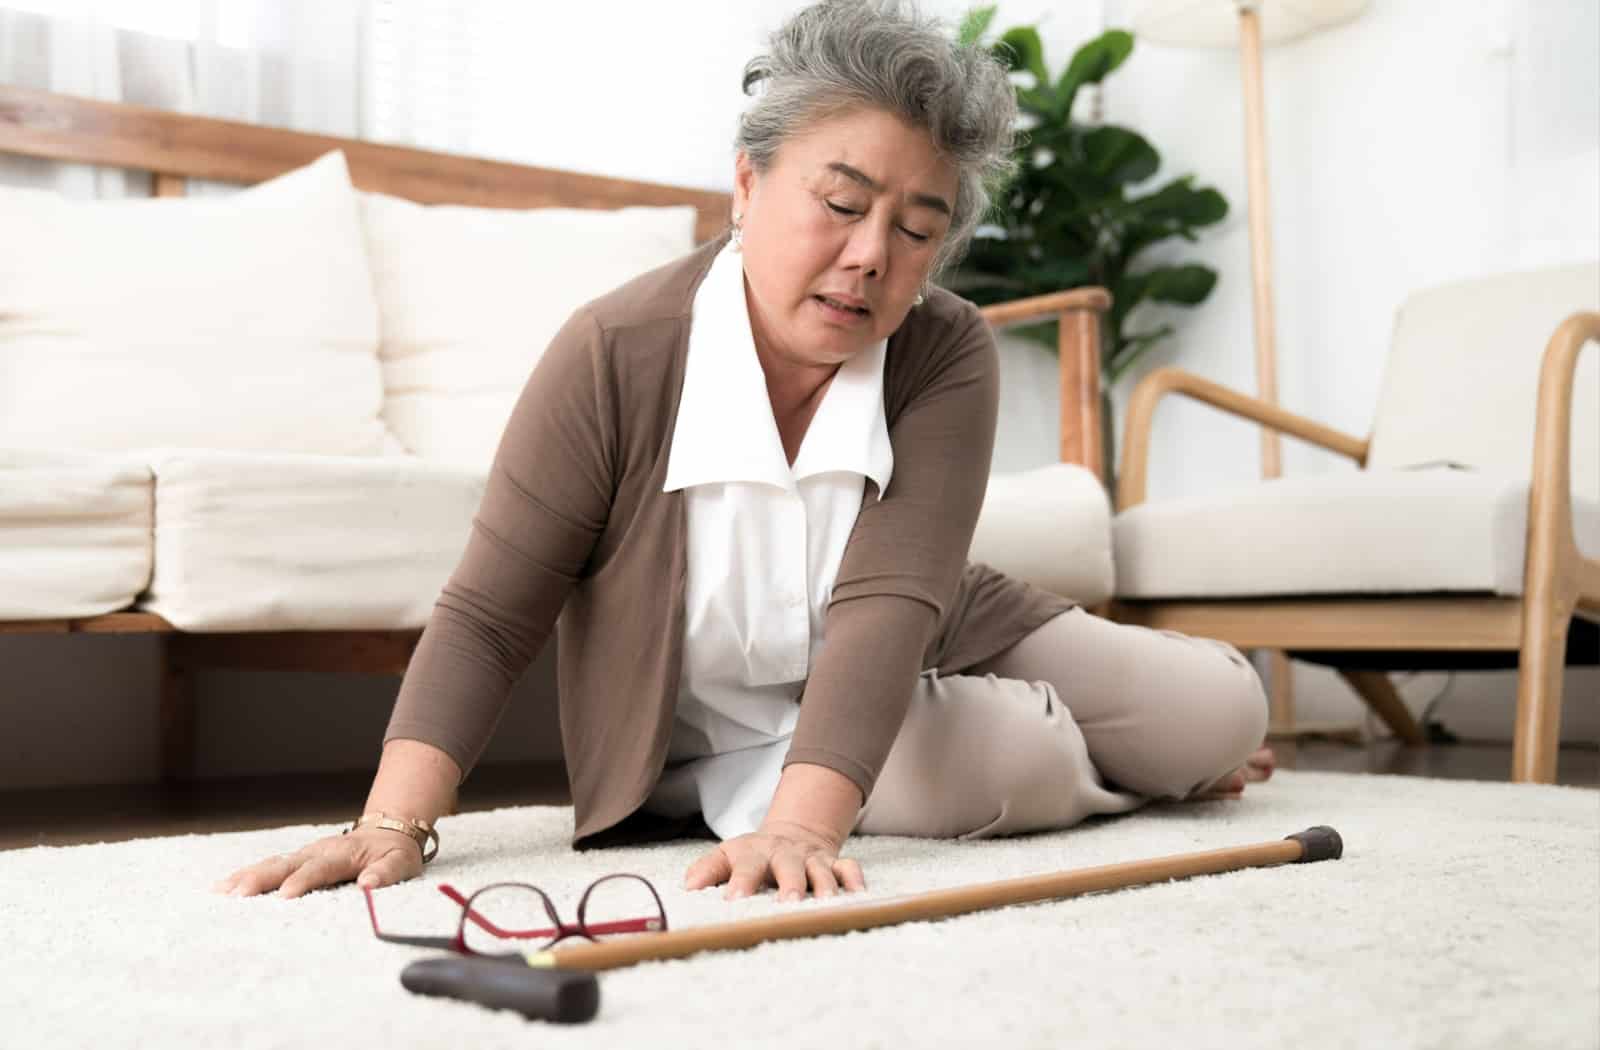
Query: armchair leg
1337,670,1427,746
1512,595,1569,784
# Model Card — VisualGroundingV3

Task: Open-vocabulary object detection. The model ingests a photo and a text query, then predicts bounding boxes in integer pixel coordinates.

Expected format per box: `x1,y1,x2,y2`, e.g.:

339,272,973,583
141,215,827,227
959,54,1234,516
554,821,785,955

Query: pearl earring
913,289,925,306
730,212,743,252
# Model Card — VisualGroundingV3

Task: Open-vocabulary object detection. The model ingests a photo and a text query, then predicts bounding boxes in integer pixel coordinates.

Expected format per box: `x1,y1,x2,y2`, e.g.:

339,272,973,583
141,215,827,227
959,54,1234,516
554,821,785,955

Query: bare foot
1193,745,1276,801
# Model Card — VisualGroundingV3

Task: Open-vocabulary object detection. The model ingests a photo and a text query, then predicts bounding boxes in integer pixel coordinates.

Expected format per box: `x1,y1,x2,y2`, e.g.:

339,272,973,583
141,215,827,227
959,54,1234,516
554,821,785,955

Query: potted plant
946,7,1230,475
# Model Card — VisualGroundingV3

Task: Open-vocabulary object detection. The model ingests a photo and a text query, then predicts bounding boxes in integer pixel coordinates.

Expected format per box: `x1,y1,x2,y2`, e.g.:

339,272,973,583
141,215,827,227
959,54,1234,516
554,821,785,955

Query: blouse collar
663,244,892,494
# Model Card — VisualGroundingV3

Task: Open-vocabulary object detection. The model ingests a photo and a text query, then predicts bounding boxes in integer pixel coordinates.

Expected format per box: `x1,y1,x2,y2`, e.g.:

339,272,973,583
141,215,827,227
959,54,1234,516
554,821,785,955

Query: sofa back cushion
360,192,696,468
1365,262,1599,500
0,151,388,456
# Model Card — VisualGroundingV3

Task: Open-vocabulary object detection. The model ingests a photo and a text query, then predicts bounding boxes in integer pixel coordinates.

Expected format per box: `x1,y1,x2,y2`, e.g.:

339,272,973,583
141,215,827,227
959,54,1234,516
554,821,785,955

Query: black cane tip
1285,826,1343,863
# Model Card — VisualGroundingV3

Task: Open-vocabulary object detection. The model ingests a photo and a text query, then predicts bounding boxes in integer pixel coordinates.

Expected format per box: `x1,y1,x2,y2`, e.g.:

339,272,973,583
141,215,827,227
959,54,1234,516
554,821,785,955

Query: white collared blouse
645,243,893,839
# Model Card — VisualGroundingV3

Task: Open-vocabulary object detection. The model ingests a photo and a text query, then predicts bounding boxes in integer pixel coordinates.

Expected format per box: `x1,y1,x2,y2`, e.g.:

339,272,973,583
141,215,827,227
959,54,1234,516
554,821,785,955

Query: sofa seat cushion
970,463,1114,606
0,451,153,620
1114,468,1600,600
140,451,484,631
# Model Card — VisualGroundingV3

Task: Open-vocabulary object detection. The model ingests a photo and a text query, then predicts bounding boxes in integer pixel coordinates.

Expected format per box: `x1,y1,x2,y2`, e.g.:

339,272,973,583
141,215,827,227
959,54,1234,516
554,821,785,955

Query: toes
1194,768,1247,800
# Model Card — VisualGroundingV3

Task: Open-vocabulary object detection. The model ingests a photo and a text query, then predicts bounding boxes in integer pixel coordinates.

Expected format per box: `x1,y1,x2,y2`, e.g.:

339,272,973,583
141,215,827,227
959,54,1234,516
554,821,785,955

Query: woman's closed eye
825,200,931,242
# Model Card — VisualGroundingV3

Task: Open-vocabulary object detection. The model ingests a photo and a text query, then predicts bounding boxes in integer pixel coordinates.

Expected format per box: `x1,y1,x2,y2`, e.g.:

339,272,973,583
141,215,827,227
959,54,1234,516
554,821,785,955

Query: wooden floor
1,739,1594,852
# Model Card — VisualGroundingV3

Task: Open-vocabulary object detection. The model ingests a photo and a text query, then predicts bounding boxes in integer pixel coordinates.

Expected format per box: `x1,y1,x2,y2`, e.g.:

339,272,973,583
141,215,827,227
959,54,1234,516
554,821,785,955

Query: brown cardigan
384,236,1074,849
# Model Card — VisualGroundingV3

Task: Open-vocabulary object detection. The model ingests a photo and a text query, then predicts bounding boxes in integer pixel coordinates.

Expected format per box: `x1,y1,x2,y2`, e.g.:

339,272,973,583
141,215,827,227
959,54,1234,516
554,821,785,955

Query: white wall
1,0,1595,792
468,1,1104,192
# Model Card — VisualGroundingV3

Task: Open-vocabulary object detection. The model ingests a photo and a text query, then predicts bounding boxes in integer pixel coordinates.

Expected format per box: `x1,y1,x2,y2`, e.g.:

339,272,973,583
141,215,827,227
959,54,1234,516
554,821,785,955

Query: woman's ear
732,150,756,218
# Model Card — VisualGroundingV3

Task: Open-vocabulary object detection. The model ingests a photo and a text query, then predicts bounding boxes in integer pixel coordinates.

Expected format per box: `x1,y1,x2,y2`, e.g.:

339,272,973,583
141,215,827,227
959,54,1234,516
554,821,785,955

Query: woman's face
733,107,958,371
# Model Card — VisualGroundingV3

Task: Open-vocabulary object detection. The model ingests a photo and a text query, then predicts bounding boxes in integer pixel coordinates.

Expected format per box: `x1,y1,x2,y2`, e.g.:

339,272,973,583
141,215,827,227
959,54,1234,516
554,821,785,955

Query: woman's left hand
684,818,867,901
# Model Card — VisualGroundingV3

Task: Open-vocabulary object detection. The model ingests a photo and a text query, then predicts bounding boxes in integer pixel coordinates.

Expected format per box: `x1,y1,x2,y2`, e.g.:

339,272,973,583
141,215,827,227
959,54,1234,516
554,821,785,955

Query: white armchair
1109,263,1599,782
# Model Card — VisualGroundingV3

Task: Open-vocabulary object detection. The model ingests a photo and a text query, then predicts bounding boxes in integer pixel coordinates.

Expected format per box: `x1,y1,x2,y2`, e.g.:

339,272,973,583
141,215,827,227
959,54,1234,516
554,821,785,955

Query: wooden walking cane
534,825,1343,973
400,827,1341,1022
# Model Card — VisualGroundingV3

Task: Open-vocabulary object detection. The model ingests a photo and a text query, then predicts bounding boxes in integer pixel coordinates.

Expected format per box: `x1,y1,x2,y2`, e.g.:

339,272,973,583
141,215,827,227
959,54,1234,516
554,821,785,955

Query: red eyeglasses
364,875,668,957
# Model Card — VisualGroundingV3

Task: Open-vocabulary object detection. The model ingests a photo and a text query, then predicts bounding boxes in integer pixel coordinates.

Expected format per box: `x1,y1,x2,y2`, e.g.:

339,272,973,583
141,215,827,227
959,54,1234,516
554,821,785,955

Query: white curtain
366,0,512,157
1507,0,1600,268
0,0,487,198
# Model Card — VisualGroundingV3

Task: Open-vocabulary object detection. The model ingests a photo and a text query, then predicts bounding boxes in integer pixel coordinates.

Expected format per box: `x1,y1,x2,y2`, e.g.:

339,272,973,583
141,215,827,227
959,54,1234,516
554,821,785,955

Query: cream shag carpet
2,770,1596,1050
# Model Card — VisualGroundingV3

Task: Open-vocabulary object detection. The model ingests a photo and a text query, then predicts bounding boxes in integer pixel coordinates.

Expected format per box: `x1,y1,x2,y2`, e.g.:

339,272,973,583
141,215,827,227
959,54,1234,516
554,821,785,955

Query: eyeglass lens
578,874,667,938
459,885,563,954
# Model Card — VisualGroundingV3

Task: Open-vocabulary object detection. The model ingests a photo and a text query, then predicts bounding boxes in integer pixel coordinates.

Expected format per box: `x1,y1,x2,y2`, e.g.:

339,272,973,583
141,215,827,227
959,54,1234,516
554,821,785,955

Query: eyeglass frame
363,874,669,956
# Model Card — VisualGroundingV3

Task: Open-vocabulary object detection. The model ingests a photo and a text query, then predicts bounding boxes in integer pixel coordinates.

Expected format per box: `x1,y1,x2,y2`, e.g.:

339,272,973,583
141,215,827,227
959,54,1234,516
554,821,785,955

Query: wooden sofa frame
0,85,1113,781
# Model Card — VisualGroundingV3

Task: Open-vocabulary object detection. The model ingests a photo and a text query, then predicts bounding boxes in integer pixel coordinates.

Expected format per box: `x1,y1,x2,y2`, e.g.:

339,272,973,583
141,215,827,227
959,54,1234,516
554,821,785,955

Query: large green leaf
1081,125,1160,186
1031,154,1117,204
1019,119,1074,156
1056,30,1133,116
994,26,1049,86
1109,271,1156,332
1115,178,1229,263
1023,256,1095,292
956,5,997,47
1106,325,1176,384
1126,176,1229,228
1143,263,1218,305
1107,265,1218,345
957,238,1038,282
1016,85,1061,119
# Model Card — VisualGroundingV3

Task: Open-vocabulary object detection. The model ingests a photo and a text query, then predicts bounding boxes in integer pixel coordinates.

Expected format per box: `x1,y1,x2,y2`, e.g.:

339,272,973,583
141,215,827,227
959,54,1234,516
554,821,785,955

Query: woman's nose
840,219,889,278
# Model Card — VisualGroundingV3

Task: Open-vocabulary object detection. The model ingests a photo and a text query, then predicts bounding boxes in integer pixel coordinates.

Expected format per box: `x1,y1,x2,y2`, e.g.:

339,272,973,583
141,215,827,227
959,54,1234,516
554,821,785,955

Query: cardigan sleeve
383,306,617,781
783,302,1000,802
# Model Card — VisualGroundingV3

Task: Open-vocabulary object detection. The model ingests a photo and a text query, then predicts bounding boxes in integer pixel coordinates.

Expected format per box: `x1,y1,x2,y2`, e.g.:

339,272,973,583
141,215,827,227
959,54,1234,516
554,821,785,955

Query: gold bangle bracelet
346,811,439,864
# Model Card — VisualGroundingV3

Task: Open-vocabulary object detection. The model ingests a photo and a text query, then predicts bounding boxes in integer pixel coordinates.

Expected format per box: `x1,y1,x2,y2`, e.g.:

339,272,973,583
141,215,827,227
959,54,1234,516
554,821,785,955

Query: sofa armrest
977,287,1113,484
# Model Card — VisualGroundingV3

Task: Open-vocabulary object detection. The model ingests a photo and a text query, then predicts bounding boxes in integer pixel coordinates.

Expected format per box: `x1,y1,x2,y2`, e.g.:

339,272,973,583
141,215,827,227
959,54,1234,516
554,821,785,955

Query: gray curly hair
736,0,1017,275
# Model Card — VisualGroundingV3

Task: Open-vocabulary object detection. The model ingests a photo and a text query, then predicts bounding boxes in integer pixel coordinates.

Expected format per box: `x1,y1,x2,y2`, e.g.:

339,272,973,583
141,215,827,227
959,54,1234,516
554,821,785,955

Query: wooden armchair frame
1111,311,1600,783
0,85,1112,781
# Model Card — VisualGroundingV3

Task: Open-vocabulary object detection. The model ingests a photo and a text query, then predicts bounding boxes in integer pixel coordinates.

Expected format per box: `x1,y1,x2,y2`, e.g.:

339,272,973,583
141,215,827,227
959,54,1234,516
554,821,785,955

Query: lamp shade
1133,0,1370,48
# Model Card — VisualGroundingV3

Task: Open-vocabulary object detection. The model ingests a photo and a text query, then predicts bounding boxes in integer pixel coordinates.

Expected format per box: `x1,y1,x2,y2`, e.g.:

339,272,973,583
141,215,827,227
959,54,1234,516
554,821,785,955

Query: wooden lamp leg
1237,6,1299,740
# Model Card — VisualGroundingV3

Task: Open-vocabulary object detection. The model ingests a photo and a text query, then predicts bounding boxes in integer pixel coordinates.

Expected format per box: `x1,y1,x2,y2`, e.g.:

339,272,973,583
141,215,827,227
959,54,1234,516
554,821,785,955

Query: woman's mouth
813,294,870,321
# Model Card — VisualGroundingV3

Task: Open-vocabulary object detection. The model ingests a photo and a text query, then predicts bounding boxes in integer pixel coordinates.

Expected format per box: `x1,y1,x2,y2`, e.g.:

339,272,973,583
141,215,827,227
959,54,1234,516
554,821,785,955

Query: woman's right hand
211,827,423,899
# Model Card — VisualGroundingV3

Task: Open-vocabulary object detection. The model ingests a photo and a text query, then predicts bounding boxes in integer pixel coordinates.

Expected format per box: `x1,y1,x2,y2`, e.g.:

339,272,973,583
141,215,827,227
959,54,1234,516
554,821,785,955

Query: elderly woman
218,0,1272,907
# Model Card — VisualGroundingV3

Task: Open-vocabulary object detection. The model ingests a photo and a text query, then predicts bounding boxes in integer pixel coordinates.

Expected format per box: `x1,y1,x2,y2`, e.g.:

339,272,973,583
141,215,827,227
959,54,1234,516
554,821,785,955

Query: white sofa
0,150,1114,635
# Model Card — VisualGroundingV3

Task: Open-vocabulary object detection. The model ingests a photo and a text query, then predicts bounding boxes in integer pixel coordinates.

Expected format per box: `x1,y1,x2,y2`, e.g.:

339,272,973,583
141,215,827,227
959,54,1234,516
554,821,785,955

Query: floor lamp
1131,0,1370,738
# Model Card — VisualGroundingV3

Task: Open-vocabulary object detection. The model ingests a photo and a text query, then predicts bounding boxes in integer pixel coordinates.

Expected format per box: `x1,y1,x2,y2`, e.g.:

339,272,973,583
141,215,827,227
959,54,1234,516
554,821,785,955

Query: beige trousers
852,608,1268,839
